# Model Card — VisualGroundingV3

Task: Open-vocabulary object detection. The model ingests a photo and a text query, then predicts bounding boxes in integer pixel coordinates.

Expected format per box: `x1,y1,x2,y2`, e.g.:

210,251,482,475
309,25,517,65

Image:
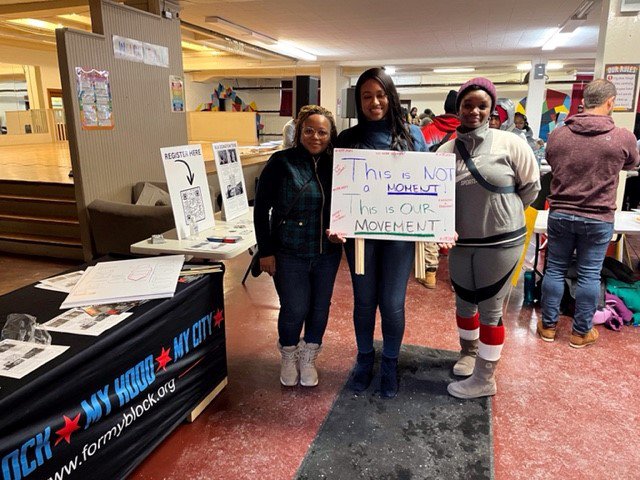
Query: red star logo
213,309,224,328
55,413,81,446
155,346,172,372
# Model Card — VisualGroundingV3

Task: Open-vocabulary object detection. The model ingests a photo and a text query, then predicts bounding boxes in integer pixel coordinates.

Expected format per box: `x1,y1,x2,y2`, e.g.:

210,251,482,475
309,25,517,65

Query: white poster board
161,144,215,240
330,148,456,242
212,141,249,221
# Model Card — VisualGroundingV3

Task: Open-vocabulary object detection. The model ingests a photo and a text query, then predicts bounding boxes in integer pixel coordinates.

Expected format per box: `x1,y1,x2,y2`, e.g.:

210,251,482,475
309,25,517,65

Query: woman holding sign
330,67,428,398
437,78,540,399
254,105,342,388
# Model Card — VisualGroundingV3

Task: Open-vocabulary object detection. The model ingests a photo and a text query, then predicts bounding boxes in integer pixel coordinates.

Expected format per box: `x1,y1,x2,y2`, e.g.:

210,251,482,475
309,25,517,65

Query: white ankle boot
448,356,498,399
278,342,299,386
298,340,321,387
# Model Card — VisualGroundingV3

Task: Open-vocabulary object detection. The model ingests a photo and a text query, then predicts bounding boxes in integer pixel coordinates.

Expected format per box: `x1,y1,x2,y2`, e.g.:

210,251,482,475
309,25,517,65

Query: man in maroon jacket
538,79,640,348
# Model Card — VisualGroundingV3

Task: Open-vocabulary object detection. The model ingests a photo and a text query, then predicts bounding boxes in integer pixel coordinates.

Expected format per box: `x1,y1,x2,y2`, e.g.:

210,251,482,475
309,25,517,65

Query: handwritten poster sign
329,148,456,242
160,145,215,239
605,64,639,112
212,141,249,220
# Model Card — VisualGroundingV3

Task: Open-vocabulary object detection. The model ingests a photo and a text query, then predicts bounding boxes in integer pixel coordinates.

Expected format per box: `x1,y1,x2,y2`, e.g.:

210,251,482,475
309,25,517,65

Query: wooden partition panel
187,111,258,146
57,0,187,259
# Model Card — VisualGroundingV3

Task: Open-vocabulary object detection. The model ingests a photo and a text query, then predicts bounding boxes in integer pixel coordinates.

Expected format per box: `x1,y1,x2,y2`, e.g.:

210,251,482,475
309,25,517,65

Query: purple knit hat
456,77,497,112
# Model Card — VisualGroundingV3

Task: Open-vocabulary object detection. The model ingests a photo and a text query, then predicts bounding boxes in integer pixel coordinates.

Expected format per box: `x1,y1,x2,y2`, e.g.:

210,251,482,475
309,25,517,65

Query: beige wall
0,45,61,98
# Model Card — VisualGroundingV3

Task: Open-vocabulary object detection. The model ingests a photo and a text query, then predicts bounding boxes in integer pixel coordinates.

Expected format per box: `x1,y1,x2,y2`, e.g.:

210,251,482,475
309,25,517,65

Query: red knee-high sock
478,324,505,361
456,312,479,341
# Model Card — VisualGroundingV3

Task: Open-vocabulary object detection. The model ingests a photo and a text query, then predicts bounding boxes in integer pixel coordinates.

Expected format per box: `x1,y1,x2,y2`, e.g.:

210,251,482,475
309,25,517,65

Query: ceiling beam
0,0,88,18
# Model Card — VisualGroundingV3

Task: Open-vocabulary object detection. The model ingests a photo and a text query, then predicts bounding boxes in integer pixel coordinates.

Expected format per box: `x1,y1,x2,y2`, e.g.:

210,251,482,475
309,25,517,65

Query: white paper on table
42,309,133,336
60,255,185,309
39,270,86,293
0,339,69,379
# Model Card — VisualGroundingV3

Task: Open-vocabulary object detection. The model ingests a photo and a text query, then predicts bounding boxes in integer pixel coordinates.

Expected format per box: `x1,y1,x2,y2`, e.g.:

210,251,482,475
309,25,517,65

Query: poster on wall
605,64,639,112
75,67,114,130
212,141,249,221
329,148,456,243
112,35,144,63
160,144,215,239
170,75,185,112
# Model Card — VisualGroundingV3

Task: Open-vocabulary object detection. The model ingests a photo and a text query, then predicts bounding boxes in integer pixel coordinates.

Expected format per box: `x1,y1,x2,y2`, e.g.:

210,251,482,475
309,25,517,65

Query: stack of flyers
35,270,86,293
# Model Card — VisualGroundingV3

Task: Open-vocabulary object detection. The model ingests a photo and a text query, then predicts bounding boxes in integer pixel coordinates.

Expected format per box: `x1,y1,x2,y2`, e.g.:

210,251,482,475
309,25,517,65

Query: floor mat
296,345,493,480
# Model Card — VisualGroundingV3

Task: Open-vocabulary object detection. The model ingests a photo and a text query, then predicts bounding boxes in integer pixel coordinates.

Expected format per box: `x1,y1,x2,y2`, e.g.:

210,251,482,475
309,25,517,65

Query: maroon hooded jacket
420,114,460,150
546,113,639,222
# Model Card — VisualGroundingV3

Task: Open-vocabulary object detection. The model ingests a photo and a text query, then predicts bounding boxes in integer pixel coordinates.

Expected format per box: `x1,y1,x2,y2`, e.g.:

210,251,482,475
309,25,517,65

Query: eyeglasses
302,127,329,139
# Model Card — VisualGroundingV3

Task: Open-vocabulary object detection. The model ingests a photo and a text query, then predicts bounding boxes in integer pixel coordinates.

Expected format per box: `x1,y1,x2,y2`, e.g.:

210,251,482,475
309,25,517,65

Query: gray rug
296,345,493,480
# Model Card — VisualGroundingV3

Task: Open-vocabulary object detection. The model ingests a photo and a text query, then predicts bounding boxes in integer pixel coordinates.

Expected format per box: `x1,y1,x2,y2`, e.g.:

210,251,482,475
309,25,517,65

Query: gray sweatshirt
438,122,540,246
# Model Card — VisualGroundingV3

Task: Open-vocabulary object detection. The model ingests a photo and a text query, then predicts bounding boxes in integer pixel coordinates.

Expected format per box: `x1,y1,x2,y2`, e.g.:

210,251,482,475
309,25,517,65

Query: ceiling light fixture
181,40,215,52
204,16,277,44
432,67,475,73
57,14,92,26
517,62,564,71
7,18,62,32
543,1,596,51
271,41,316,61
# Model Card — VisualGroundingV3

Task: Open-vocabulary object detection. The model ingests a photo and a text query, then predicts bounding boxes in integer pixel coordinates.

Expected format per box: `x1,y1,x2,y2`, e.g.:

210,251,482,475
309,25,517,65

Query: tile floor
2,250,639,480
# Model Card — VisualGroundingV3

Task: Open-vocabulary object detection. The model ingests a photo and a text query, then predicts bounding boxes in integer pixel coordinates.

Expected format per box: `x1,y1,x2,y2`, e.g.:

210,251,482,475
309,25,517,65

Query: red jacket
420,114,460,150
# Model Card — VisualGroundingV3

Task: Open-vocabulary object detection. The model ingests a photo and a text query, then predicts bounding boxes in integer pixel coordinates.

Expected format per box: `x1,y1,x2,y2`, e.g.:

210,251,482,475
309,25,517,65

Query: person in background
409,106,420,125
417,89,461,289
489,109,503,129
424,108,436,120
419,113,433,127
539,79,639,348
328,67,428,398
437,77,540,399
254,105,342,387
514,112,539,151
282,117,296,148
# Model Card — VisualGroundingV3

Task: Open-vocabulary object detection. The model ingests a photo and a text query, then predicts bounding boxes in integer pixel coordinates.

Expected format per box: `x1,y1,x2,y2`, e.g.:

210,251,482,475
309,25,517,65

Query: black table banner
0,259,227,480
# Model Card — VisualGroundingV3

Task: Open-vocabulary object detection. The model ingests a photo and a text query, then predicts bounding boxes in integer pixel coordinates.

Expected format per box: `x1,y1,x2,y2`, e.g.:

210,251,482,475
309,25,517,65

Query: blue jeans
274,252,341,347
344,239,414,358
541,212,614,334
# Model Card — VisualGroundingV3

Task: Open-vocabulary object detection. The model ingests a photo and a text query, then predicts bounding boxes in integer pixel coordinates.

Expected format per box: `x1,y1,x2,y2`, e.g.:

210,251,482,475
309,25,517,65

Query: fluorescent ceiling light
384,66,396,75
57,14,92,26
433,67,475,73
7,18,62,31
181,40,215,52
517,62,564,71
541,31,574,51
271,41,316,61
248,31,277,45
204,15,277,44
572,0,595,20
205,16,251,35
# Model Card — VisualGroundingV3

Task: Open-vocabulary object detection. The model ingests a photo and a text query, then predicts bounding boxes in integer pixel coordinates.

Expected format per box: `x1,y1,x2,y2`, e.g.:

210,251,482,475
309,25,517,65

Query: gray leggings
449,244,523,326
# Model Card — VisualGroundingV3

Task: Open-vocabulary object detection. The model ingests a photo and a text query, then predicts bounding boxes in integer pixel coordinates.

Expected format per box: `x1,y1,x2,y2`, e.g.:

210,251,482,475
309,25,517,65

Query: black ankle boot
350,350,375,392
380,355,399,398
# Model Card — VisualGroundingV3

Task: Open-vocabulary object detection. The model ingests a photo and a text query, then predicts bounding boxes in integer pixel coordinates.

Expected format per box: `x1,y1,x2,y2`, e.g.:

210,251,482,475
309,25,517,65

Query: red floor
123,252,640,480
